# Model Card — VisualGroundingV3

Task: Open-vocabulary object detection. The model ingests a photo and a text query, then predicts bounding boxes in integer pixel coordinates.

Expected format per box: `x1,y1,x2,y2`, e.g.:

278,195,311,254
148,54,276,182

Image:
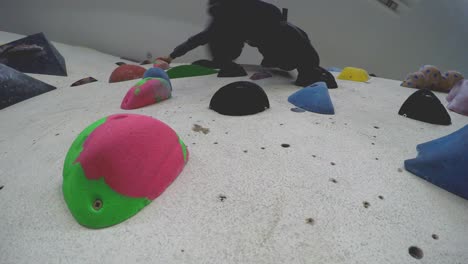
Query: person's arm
169,29,211,60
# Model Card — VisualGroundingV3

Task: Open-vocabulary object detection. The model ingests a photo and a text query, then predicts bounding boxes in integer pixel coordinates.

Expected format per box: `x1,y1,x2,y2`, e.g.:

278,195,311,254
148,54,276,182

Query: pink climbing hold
447,79,468,116
121,78,172,110
76,114,188,200
109,64,146,83
154,59,170,70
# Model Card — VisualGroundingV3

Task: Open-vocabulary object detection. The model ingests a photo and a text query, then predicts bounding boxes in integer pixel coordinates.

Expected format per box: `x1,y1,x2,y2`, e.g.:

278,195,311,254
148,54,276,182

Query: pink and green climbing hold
121,77,172,110
63,114,189,229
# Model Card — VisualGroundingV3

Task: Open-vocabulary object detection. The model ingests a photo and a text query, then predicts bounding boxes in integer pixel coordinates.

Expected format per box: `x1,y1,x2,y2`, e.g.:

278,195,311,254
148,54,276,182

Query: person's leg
208,28,247,77
295,43,337,88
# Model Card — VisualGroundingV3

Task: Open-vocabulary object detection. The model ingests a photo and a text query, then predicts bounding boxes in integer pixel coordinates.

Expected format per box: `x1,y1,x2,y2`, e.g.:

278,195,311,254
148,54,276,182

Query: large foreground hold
0,64,56,109
405,125,468,200
398,89,451,126
62,114,189,229
210,81,270,116
0,32,67,76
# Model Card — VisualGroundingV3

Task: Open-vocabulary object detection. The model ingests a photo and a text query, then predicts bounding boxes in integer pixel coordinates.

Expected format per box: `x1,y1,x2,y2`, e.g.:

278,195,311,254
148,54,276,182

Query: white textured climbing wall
0,31,467,264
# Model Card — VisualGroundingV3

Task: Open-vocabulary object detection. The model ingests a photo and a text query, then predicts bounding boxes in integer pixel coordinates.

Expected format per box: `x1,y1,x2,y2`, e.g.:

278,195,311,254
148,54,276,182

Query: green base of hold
167,65,218,79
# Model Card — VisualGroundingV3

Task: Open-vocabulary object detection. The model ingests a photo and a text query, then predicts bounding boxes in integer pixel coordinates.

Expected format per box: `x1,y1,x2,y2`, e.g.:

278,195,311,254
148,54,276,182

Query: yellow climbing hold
337,67,370,82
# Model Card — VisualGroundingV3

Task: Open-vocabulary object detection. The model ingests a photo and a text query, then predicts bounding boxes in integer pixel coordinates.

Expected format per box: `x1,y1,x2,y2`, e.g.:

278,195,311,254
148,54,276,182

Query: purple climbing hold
447,79,468,116
250,70,273,81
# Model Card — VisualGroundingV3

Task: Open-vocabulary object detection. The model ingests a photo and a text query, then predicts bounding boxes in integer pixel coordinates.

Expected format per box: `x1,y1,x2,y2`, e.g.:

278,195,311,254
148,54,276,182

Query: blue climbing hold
327,67,342,72
288,82,335,115
143,67,171,87
405,125,468,200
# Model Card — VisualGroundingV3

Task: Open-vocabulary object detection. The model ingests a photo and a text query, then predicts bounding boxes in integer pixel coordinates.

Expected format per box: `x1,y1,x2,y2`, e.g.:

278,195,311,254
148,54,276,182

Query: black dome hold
399,89,451,125
209,81,270,116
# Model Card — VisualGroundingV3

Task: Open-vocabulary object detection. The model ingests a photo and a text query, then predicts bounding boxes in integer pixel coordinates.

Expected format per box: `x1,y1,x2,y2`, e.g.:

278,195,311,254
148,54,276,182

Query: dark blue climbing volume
0,64,56,109
0,32,67,76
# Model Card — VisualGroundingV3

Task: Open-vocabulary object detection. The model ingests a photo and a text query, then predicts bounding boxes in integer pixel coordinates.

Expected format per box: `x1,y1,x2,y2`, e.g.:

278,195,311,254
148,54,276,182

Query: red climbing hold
109,65,146,83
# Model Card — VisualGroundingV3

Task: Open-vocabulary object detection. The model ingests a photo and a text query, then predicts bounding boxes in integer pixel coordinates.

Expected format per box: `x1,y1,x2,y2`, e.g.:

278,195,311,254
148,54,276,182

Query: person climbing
159,0,337,88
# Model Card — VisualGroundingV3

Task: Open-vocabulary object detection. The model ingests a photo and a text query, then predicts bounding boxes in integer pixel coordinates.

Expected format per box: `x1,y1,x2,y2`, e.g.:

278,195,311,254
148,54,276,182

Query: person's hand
157,56,173,64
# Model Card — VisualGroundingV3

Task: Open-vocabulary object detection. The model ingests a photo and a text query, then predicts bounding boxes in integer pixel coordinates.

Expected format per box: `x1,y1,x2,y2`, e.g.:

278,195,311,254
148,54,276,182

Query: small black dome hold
399,89,451,125
209,81,270,116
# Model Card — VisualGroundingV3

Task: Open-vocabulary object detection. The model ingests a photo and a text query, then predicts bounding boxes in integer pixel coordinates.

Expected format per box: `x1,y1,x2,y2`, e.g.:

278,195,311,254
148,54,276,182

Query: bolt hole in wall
408,246,424,259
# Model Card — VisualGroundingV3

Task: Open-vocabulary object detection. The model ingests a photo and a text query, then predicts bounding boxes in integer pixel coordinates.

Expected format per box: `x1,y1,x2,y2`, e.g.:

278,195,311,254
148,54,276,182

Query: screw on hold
93,199,103,211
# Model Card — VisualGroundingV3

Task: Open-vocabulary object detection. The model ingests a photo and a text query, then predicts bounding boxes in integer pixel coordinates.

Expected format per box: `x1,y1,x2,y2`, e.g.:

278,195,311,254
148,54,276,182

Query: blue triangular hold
288,82,335,115
404,125,468,200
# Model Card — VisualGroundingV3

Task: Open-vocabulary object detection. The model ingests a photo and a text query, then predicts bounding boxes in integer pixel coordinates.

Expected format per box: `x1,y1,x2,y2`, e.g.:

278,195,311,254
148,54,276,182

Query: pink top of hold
76,114,187,200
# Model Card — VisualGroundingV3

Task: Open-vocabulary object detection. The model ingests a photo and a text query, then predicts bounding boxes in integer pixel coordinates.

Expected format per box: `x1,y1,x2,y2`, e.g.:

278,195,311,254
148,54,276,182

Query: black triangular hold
398,89,451,125
71,77,98,87
209,81,269,116
0,32,67,76
217,63,247,78
0,64,56,109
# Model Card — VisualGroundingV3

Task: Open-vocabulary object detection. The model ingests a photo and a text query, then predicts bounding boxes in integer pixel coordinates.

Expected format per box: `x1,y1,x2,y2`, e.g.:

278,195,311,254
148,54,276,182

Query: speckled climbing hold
405,125,468,200
109,64,146,83
143,67,171,86
337,67,370,82
0,64,56,110
398,89,451,125
402,72,426,90
443,71,464,89
447,79,468,116
420,65,442,88
167,64,218,79
71,77,98,87
401,65,464,93
62,114,188,229
121,78,172,110
288,82,335,115
210,81,269,116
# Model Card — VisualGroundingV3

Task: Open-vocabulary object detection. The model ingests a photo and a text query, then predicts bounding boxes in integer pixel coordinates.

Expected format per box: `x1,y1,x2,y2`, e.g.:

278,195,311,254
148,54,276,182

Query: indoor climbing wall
0,31,467,264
